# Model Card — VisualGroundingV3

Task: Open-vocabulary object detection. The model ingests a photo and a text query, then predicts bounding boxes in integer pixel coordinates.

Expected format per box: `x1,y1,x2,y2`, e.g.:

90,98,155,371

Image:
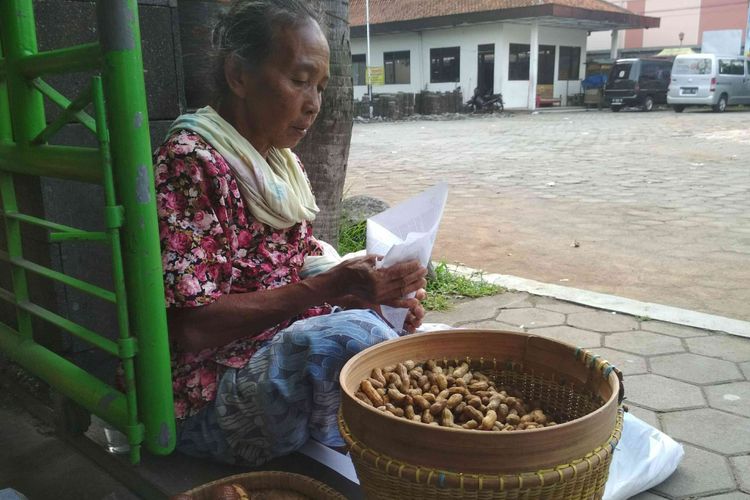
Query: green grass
337,220,367,256
337,221,504,311
424,262,504,311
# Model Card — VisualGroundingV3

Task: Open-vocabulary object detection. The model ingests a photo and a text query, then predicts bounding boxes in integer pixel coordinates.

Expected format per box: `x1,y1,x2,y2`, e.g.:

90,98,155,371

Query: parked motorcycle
466,87,504,113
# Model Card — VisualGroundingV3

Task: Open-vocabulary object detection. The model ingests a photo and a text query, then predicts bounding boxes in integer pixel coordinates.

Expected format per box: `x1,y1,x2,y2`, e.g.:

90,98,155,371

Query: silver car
667,54,750,112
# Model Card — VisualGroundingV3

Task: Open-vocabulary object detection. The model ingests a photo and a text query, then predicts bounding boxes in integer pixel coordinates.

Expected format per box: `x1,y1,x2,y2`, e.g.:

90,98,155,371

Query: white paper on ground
366,183,449,331
300,411,683,494
603,412,684,500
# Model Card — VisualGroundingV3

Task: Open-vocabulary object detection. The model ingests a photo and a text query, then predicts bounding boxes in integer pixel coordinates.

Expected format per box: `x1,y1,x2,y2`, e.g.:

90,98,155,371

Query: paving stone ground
425,291,750,498
346,109,750,321
3,291,749,498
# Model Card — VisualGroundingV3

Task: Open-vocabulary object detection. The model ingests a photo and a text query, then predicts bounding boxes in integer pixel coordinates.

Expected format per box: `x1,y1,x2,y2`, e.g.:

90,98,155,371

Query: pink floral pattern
155,130,330,419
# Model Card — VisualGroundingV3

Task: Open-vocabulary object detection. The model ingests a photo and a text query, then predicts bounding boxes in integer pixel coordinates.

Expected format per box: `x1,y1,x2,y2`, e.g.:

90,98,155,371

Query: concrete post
528,22,539,110
611,30,620,61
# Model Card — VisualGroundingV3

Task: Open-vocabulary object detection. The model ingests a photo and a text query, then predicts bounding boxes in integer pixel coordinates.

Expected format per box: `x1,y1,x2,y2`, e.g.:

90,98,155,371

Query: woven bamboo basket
338,329,625,500
175,471,346,500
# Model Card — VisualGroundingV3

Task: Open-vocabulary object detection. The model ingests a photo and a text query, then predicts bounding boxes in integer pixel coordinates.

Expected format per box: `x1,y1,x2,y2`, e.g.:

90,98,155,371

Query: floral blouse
154,130,331,419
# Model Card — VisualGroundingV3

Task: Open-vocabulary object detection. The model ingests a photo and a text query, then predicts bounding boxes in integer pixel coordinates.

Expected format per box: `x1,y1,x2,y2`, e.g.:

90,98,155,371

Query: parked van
605,58,672,112
667,54,750,112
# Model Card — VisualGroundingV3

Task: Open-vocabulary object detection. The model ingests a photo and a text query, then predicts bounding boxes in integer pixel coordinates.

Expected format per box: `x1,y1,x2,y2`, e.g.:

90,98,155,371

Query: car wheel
610,106,622,112
672,105,685,113
642,96,654,112
712,95,727,112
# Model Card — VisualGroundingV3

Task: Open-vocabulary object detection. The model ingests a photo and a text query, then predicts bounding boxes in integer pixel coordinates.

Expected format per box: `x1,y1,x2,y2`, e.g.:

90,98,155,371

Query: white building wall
352,22,588,109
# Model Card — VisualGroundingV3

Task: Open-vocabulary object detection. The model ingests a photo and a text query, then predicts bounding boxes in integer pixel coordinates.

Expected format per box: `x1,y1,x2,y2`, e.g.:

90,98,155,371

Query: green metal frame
0,0,175,463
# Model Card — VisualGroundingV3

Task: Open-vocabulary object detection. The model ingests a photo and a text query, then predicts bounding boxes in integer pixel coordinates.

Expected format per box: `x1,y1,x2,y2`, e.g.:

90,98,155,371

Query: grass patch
338,220,367,256
424,262,503,311
337,222,503,311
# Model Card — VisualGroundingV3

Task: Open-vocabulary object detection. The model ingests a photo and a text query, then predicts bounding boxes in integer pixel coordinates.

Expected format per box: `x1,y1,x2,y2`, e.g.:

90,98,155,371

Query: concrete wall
352,22,587,109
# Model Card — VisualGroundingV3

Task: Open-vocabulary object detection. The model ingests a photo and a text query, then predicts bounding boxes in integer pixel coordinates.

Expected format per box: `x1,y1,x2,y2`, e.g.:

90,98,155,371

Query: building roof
350,0,660,36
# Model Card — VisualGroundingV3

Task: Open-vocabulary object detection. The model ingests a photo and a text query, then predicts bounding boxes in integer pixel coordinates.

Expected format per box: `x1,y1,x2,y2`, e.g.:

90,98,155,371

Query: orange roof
350,0,656,31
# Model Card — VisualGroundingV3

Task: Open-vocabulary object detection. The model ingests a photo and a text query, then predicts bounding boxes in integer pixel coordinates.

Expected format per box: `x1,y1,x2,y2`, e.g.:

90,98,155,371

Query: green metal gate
0,0,175,463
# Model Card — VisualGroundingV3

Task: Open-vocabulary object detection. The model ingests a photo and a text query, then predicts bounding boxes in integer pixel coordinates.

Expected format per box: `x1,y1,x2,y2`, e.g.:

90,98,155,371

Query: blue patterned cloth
176,308,398,466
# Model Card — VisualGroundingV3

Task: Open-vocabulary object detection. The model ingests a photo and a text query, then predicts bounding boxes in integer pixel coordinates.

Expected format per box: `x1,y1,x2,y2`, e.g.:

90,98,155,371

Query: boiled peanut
387,388,407,405
368,377,384,389
480,410,497,430
436,373,448,391
441,408,454,427
413,395,431,411
386,403,404,417
361,379,384,407
453,362,469,378
429,399,447,415
446,393,463,409
463,420,479,429
371,368,386,385
355,391,373,406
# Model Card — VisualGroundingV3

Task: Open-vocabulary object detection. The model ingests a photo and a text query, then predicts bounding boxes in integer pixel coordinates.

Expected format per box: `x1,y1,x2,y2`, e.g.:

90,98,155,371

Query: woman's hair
211,0,321,100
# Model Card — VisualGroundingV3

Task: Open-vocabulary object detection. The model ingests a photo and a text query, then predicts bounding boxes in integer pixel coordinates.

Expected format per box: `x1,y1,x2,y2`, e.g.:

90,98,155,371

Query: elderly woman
154,0,427,466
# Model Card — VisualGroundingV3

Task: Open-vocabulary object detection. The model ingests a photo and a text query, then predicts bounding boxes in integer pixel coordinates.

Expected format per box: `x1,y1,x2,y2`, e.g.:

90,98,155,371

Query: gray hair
211,0,321,100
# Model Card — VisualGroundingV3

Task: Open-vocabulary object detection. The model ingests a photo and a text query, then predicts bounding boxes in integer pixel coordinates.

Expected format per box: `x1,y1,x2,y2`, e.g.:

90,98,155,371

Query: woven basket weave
338,330,625,500
176,471,346,500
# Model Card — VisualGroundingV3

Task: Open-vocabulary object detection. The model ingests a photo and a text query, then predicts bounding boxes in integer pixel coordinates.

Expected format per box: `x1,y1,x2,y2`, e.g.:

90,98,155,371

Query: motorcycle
466,87,504,113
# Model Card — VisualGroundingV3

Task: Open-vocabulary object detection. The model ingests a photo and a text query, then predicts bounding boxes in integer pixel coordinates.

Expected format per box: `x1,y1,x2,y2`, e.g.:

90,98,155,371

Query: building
349,0,658,109
588,0,750,57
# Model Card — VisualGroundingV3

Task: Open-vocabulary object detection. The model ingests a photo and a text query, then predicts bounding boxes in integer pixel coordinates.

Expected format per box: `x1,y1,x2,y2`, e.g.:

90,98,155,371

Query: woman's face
233,20,330,155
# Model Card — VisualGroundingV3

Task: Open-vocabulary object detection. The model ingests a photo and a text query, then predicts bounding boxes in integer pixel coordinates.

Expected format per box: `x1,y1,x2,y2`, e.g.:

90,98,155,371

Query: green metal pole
0,41,12,142
96,0,175,455
93,75,144,464
0,322,131,432
0,0,47,340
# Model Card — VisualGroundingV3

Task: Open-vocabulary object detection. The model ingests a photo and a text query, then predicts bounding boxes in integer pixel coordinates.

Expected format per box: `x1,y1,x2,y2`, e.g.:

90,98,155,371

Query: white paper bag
603,411,684,500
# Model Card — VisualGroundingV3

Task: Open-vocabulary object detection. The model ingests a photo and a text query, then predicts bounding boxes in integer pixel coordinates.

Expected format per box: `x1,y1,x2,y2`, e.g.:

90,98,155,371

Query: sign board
366,66,384,86
702,29,742,55
746,3,750,57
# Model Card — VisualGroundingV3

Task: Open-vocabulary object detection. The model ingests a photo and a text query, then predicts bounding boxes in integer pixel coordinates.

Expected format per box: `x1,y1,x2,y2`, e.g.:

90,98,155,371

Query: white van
667,54,750,112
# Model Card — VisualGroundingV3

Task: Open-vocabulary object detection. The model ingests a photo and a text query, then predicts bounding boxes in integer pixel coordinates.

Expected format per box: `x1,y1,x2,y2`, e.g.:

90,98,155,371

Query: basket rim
340,408,624,491
340,330,623,437
179,470,346,499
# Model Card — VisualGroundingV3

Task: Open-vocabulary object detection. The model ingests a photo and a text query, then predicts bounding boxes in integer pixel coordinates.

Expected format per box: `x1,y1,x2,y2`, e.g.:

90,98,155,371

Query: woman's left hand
402,288,427,334
332,288,427,334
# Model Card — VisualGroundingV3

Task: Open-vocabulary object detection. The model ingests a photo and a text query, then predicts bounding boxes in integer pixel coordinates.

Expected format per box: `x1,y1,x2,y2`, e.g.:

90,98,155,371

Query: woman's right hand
328,255,427,308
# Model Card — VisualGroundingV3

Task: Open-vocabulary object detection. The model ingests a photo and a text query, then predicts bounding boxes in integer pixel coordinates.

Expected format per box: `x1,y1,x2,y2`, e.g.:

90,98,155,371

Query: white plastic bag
604,411,684,500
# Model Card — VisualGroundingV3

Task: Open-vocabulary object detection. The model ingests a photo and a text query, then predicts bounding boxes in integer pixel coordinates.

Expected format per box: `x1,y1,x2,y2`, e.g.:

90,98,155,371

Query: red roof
350,0,642,27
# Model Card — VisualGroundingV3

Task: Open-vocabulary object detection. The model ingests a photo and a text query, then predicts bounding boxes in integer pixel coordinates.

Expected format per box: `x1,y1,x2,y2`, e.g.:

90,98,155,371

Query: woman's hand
402,288,427,334
329,256,427,307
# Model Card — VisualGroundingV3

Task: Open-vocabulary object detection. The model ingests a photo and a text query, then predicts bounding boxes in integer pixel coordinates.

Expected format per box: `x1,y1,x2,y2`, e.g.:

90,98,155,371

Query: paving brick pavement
425,291,750,498
346,110,750,321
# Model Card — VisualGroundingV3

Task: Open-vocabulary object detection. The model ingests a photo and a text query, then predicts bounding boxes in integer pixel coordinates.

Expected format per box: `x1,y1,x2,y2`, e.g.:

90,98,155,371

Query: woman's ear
224,53,249,100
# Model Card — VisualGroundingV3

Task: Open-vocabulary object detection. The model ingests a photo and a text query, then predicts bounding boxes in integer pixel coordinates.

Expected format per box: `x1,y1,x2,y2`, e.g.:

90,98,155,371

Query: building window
430,46,460,83
352,54,366,86
508,43,530,80
384,50,410,84
538,45,556,85
558,46,581,80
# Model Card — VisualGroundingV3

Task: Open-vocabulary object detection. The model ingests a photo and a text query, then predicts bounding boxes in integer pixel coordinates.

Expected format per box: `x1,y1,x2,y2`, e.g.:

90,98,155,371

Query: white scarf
168,106,319,229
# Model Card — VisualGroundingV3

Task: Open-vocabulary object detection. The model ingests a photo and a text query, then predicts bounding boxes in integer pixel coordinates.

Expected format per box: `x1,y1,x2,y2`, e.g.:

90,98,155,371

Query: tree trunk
294,0,353,246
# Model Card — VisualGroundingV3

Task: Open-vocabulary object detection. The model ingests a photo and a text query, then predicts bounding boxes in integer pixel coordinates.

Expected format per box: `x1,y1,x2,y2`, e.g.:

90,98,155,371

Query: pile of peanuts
356,359,559,431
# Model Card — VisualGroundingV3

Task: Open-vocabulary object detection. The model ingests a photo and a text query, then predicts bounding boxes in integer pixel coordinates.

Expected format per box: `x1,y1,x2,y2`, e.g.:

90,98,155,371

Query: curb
447,264,750,339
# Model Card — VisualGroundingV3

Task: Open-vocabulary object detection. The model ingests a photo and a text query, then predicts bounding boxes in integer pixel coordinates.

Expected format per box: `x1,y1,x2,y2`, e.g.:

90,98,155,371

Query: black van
605,58,673,111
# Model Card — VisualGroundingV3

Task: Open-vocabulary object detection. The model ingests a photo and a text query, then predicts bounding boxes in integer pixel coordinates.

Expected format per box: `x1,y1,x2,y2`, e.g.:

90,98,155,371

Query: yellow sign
366,66,384,86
